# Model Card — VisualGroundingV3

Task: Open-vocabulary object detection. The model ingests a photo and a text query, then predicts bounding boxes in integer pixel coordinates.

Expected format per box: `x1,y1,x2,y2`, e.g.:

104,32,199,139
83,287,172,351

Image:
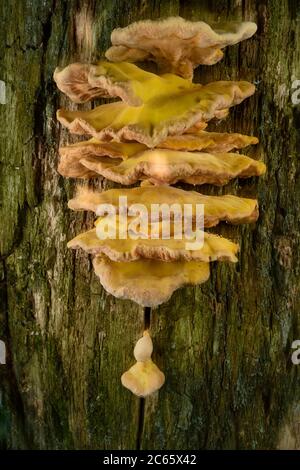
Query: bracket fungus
160,130,259,153
68,186,259,228
77,148,265,186
93,256,210,307
58,131,259,179
53,16,263,393
57,80,255,147
121,331,165,397
105,17,257,78
54,60,198,105
58,139,145,178
67,227,239,263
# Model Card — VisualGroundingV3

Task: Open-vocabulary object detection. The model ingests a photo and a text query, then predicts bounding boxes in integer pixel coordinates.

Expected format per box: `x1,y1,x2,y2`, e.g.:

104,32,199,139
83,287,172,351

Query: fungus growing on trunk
58,139,145,178
77,148,265,186
121,331,165,397
67,228,239,263
93,255,210,307
105,17,257,78
58,131,264,180
53,15,263,396
54,60,199,105
159,130,259,152
57,80,255,147
58,131,259,179
68,186,259,228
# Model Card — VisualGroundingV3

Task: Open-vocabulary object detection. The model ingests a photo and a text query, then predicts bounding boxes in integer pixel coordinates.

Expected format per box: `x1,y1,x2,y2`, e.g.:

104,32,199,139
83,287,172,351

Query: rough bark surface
0,0,300,450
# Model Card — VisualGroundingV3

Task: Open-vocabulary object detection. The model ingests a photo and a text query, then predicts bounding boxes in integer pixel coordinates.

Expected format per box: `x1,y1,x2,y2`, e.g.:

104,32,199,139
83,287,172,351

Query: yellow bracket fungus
121,331,165,397
53,17,263,394
57,80,255,147
58,131,259,179
160,130,259,152
58,139,145,178
54,60,198,105
77,148,266,186
68,186,259,228
105,17,257,78
93,255,210,307
67,227,239,263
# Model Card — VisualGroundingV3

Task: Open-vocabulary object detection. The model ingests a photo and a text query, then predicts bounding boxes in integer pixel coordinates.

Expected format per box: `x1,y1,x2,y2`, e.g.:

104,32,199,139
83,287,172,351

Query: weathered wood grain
0,0,299,450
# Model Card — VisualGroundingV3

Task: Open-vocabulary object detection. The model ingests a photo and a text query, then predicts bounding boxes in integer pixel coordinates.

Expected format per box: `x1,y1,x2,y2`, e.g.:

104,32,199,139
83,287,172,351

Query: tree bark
0,0,299,450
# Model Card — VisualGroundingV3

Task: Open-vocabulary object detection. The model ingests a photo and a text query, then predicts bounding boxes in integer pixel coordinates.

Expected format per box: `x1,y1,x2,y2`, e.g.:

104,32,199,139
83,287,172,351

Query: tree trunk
0,0,299,450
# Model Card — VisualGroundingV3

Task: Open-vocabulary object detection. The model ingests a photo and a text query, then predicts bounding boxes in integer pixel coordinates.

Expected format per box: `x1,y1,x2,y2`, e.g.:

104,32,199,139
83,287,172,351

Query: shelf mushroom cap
57,80,255,147
93,255,210,307
68,186,259,228
67,228,239,263
121,332,165,397
105,17,257,78
76,148,266,186
54,60,198,105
